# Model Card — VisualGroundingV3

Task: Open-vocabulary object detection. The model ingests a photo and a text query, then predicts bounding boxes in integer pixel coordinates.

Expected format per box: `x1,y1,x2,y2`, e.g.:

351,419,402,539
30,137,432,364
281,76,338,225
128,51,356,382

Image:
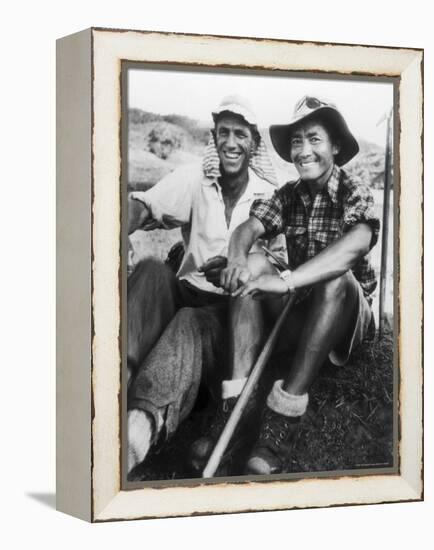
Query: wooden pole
379,110,392,337
202,293,296,478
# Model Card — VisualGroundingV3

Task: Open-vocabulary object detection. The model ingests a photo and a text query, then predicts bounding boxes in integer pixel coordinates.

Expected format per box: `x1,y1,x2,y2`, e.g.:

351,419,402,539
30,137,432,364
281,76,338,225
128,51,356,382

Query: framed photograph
56,28,423,522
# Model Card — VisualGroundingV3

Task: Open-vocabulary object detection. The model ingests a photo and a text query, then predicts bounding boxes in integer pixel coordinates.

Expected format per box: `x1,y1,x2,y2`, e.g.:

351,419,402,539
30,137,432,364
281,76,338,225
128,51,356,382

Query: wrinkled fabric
127,259,228,438
130,163,286,294
129,304,226,439
251,165,380,302
127,258,179,369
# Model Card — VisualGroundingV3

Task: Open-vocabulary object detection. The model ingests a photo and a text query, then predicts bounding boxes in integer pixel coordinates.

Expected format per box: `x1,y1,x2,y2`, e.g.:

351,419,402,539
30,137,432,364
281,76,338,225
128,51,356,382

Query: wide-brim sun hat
212,94,258,127
269,95,359,166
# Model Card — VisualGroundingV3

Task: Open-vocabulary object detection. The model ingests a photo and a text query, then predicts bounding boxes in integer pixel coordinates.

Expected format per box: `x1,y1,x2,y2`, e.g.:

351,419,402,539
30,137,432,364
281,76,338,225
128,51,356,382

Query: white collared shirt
130,161,286,294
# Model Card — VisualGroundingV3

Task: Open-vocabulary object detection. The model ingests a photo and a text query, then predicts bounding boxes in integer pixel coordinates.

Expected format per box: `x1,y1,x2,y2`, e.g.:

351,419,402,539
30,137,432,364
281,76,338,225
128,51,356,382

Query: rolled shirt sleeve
342,179,380,250
249,188,286,239
130,162,201,229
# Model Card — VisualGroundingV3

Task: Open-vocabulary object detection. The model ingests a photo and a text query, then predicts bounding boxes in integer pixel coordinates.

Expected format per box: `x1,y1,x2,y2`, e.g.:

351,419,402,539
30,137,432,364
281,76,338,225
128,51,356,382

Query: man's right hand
220,217,266,294
128,195,152,234
220,257,252,294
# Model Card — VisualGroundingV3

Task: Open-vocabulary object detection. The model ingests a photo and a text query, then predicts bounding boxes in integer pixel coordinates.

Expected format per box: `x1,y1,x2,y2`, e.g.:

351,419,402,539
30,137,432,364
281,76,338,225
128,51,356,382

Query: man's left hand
199,256,228,287
232,273,289,299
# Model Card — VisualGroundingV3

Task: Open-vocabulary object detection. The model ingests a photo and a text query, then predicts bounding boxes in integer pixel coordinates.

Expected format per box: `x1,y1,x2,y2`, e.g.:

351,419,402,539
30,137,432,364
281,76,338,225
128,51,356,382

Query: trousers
127,258,228,438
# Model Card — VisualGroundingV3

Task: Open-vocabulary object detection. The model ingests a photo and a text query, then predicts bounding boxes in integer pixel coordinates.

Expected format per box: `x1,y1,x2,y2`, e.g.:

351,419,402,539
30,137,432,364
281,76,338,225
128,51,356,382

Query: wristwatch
279,269,296,293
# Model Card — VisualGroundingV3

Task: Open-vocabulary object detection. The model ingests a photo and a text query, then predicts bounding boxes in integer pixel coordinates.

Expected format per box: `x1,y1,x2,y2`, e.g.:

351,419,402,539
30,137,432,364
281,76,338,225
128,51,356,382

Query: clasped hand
199,256,289,298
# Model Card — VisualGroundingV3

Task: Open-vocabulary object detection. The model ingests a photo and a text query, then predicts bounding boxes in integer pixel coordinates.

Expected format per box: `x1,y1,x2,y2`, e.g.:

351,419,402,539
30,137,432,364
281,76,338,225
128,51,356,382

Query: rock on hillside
128,149,173,191
128,110,206,190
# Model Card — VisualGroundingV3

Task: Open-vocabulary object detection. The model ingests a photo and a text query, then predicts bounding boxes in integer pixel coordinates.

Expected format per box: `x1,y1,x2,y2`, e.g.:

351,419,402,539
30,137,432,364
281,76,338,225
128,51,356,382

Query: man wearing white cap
127,95,285,474
221,95,380,475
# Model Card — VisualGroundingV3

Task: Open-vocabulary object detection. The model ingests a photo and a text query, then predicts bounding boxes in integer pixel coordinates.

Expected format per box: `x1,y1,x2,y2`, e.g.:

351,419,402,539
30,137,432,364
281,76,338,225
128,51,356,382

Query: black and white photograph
124,65,395,484
4,0,427,535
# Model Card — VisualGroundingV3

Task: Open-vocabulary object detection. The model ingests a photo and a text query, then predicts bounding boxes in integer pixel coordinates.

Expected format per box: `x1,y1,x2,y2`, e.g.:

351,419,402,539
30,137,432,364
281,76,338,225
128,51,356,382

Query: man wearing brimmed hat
219,95,380,475
126,95,286,474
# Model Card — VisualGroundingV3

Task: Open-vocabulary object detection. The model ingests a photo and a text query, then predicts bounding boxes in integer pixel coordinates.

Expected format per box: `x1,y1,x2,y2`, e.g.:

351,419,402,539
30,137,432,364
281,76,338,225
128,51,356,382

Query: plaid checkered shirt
250,165,380,304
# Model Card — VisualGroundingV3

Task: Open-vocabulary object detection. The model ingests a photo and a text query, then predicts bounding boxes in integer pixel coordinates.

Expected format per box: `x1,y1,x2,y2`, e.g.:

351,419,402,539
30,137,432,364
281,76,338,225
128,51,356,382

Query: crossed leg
128,304,225,473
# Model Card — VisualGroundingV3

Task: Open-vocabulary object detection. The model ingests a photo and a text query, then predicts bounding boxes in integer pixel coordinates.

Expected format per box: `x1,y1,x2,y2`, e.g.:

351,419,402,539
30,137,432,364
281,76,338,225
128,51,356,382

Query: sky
128,67,394,147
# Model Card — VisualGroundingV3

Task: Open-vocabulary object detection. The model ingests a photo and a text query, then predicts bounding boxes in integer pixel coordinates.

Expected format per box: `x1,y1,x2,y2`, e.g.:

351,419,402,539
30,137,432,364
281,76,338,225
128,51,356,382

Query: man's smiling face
290,119,340,186
215,114,256,177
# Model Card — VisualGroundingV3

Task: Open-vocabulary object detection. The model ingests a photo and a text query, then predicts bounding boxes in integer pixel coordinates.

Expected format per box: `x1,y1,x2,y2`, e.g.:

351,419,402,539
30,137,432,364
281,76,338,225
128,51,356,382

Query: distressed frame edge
91,25,423,56
89,29,423,522
93,476,421,523
396,50,424,498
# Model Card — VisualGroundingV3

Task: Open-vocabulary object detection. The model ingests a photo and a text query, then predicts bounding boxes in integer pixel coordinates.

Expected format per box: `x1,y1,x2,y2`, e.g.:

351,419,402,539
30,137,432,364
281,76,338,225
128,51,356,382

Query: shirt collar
242,169,272,202
203,168,268,202
292,164,340,206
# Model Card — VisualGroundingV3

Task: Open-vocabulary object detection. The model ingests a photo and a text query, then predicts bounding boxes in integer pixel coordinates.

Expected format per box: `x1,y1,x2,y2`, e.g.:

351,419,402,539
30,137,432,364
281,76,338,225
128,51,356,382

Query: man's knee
314,271,354,303
128,257,174,293
246,253,276,279
172,306,198,326
173,306,221,334
128,257,176,317
127,258,178,366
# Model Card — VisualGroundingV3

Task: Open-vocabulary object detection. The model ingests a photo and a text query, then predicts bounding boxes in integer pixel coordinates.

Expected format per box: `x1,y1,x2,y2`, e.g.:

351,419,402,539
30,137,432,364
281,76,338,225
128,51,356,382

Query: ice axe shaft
202,293,297,478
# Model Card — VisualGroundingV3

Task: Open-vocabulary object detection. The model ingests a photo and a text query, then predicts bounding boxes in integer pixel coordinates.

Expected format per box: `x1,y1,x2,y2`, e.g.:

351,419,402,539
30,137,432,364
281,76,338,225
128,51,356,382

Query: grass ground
128,325,394,482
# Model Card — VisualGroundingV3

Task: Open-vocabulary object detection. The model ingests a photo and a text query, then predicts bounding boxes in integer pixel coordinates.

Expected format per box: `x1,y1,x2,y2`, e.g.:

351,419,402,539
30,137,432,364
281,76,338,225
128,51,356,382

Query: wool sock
267,380,308,417
127,409,164,473
221,377,247,399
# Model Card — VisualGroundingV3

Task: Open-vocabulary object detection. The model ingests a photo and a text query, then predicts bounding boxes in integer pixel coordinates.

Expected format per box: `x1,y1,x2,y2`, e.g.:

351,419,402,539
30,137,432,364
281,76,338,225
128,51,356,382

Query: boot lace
259,408,299,450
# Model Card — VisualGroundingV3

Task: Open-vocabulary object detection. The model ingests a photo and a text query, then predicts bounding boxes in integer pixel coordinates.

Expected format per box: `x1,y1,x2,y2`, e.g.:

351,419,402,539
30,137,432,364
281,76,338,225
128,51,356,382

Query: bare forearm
228,217,266,262
292,223,373,290
221,217,267,292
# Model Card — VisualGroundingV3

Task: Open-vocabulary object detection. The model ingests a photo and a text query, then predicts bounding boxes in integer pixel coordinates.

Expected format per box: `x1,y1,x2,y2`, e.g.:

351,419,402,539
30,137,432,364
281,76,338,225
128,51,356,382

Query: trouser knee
127,258,178,368
172,306,197,326
128,257,175,293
